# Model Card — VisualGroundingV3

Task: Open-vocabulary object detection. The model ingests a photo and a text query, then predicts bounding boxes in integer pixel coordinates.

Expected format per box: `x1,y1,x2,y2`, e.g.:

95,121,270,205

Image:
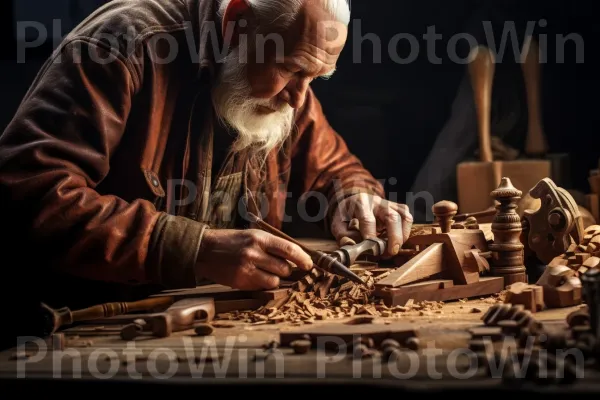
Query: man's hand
330,193,413,257
195,229,313,290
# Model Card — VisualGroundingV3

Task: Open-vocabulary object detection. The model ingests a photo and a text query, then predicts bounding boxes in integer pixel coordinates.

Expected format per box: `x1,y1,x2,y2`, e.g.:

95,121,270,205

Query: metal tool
521,178,585,264
330,237,386,266
119,298,215,340
246,212,367,287
38,296,175,337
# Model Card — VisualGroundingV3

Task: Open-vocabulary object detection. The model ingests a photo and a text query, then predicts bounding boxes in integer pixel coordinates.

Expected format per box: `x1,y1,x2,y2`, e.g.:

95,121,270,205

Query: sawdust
213,265,504,325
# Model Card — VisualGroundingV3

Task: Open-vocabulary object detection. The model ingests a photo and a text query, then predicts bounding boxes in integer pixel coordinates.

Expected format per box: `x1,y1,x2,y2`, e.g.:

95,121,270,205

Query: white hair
211,0,350,161
218,0,351,28
212,43,295,157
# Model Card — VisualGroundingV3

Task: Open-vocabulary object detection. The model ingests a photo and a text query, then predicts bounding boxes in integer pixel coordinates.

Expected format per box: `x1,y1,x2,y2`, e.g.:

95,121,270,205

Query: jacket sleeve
290,87,385,224
0,39,200,289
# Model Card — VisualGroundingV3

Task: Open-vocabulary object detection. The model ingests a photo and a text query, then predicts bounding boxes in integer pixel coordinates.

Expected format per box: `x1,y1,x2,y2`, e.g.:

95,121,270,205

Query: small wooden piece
504,282,544,312
488,177,527,285
536,265,582,308
433,200,458,233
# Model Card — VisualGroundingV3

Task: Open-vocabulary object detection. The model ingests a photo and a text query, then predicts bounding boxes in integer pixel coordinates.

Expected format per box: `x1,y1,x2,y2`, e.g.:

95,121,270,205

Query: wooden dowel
454,208,496,221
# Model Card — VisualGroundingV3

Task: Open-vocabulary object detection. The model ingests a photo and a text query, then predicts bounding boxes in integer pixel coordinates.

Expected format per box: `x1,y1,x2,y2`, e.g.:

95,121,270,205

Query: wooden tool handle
70,296,174,322
468,45,495,163
521,36,549,156
454,207,496,221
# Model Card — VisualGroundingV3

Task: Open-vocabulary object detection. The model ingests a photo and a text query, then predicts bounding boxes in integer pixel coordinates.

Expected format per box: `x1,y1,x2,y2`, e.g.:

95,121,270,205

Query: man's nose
283,78,310,109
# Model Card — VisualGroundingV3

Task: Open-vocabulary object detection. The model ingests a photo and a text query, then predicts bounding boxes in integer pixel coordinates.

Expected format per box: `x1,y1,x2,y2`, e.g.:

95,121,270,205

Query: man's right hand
195,229,314,290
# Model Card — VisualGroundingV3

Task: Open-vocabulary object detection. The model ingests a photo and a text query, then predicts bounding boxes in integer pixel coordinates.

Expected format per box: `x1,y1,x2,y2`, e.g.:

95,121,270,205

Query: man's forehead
280,0,348,56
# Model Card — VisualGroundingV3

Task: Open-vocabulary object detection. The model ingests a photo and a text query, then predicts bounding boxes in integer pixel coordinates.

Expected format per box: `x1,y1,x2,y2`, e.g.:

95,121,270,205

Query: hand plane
522,178,585,264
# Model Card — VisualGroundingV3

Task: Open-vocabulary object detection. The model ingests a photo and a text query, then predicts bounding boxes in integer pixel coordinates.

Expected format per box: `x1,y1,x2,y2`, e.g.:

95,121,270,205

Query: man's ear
222,0,254,47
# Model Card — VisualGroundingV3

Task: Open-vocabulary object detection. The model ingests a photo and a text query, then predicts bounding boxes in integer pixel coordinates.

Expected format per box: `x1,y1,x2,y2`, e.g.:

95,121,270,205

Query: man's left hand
330,193,413,258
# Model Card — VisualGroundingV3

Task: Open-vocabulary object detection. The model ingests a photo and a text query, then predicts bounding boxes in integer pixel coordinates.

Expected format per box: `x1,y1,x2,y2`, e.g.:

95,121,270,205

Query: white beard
211,45,294,157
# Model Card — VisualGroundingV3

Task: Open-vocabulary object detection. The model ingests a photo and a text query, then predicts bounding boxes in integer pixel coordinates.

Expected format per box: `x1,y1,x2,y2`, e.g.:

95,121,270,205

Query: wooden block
504,282,544,312
279,322,416,348
457,160,551,213
398,230,488,286
544,277,582,308
536,265,582,308
375,277,505,307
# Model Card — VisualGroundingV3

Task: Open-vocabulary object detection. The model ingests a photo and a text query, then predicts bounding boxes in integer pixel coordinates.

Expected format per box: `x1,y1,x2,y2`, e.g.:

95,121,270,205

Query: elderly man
0,0,412,322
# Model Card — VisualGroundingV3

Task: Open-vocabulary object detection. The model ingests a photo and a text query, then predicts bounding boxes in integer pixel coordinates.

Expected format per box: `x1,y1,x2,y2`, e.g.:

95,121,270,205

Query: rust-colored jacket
0,0,383,308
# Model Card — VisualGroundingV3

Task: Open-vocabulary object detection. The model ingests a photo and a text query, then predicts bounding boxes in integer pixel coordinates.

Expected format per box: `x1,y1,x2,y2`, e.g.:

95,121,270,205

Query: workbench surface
1,299,598,393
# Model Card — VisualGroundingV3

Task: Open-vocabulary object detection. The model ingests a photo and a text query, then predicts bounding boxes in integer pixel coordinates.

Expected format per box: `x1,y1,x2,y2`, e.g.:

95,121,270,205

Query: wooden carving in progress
374,200,504,306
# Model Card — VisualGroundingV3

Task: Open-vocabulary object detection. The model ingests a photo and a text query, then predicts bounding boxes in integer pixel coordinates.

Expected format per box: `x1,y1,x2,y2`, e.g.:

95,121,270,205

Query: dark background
0,0,598,224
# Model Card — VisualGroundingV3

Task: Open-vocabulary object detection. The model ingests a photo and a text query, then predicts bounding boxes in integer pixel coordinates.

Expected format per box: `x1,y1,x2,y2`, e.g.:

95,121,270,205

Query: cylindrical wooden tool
40,296,175,336
468,45,495,164
521,36,549,157
457,46,502,213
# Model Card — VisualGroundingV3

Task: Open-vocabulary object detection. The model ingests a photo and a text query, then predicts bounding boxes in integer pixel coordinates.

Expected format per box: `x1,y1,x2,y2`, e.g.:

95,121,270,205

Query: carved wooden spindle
433,201,458,233
488,177,527,285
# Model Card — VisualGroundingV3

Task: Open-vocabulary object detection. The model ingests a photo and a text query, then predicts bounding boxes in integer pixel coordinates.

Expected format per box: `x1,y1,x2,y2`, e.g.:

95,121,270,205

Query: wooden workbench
2,237,599,393
1,298,598,393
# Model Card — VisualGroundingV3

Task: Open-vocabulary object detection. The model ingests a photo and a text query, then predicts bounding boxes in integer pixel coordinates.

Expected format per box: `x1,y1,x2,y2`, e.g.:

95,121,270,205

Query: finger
338,231,363,246
331,217,363,243
355,204,378,240
330,216,349,240
260,234,313,271
389,202,414,241
247,267,281,290
390,202,414,222
248,250,293,277
382,209,403,257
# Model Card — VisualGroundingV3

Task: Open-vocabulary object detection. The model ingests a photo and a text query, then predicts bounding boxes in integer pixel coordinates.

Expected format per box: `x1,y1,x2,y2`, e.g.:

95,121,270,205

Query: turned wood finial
489,177,527,285
490,177,522,200
433,200,458,233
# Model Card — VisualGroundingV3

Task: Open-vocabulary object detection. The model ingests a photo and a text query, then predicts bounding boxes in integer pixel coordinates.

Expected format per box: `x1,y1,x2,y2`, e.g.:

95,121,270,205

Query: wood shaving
213,265,448,325
549,225,600,277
